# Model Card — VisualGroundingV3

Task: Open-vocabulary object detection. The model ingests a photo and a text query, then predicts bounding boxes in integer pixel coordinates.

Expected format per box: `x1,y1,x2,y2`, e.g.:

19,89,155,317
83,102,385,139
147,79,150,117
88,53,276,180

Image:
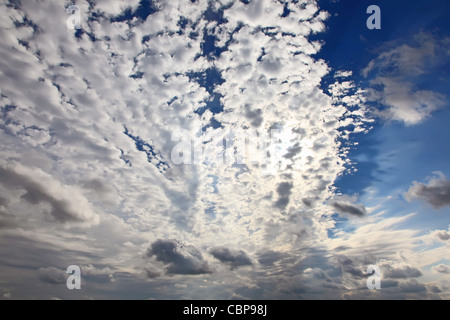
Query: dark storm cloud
147,239,211,275
405,173,450,209
330,199,367,217
383,265,422,279
0,166,83,223
210,247,253,269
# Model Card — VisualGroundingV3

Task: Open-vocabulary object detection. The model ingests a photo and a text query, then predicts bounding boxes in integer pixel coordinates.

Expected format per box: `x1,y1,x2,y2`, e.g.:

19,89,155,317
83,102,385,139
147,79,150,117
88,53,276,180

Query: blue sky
319,0,450,233
0,0,449,300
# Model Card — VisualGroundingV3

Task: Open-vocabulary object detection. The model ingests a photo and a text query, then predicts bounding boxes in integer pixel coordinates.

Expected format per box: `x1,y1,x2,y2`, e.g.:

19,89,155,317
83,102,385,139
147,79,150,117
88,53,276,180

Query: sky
0,0,449,300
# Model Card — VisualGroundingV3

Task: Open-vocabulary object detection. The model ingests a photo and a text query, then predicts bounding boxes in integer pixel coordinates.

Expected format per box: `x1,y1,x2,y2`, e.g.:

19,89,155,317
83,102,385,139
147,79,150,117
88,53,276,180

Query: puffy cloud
405,172,450,209
0,163,99,225
210,247,253,269
431,230,450,242
398,280,426,293
364,32,449,125
0,0,446,300
274,182,293,210
147,239,212,275
368,77,444,125
434,264,450,274
383,265,422,279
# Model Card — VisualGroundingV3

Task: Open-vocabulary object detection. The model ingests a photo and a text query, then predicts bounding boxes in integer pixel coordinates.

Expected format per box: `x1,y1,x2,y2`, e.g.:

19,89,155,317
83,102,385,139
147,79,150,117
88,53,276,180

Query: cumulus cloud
431,230,450,242
337,255,365,278
0,163,99,225
210,247,253,269
405,172,450,209
147,239,211,275
0,0,446,300
274,182,293,210
364,32,449,125
398,280,426,293
383,265,422,279
434,264,450,274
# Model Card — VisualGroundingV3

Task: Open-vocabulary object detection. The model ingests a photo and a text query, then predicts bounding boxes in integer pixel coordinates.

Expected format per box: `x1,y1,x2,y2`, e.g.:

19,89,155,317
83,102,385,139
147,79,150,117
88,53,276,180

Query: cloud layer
0,0,448,300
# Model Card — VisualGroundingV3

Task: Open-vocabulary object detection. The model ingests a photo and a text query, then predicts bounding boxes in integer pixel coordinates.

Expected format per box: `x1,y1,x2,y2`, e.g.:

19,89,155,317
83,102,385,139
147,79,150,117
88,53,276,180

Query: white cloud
0,162,99,226
369,77,444,125
364,32,449,125
0,0,446,299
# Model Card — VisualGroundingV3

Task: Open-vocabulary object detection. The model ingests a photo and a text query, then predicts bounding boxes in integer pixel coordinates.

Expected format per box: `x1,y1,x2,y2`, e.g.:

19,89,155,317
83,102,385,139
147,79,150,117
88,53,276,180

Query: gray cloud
0,165,95,223
405,172,450,209
244,105,263,127
399,279,426,293
38,267,67,284
144,266,162,279
257,250,287,266
274,182,293,210
0,0,447,301
0,196,15,228
382,279,399,288
434,264,450,274
337,255,365,278
0,196,8,207
147,239,211,275
434,230,450,241
210,247,253,269
283,144,302,160
330,198,367,217
383,265,422,279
